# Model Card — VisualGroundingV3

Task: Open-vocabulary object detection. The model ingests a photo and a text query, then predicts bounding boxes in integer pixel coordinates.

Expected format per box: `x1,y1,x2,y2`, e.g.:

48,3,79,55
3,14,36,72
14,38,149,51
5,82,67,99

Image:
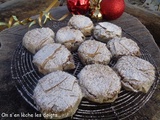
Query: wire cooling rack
11,40,159,120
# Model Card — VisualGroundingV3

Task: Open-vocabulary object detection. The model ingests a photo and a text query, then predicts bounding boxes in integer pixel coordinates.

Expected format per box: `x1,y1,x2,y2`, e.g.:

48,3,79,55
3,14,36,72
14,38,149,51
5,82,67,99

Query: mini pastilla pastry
56,26,85,51
23,27,55,54
33,71,83,119
68,15,94,36
78,40,112,65
93,22,122,42
114,56,155,93
78,64,121,103
107,37,141,57
32,43,75,74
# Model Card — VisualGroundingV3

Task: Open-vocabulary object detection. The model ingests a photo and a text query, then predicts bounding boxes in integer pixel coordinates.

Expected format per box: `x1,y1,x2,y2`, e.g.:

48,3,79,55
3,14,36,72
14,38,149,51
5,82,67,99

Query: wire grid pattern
10,20,160,119
11,41,159,120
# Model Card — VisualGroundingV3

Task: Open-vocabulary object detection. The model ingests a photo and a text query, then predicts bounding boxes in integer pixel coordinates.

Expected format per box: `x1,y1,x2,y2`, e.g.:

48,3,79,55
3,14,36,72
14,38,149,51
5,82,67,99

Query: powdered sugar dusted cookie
93,22,122,42
56,26,85,51
23,27,55,54
68,15,94,36
32,43,75,74
78,40,112,65
107,37,141,57
114,56,155,93
33,71,83,119
78,64,121,103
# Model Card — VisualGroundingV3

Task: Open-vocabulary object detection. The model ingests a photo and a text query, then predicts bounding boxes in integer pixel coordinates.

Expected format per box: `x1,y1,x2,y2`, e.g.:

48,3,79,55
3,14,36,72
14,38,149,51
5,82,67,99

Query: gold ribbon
0,0,69,28
0,15,35,28
45,0,59,13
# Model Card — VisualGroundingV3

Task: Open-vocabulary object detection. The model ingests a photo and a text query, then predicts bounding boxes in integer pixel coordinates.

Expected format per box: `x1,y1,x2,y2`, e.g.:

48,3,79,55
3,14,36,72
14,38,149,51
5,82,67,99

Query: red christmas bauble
100,0,125,20
67,0,89,15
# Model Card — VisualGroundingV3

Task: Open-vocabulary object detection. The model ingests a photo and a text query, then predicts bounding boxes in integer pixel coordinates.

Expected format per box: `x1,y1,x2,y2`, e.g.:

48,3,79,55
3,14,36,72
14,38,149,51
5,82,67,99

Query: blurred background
0,0,55,30
0,0,160,47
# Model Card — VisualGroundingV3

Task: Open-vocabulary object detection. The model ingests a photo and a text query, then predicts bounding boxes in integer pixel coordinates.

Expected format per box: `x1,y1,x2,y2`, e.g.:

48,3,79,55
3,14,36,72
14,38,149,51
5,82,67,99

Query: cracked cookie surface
56,26,85,51
23,27,55,54
78,40,112,65
68,15,94,36
114,56,155,93
32,43,75,74
107,37,141,57
33,71,83,119
78,64,121,103
93,22,122,42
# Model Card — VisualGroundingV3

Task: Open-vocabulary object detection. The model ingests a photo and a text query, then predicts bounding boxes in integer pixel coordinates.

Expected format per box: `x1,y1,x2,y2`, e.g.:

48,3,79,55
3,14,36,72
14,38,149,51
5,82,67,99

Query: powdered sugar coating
78,64,121,103
68,15,94,36
56,26,85,51
23,27,55,54
114,56,155,93
93,22,122,42
78,40,112,65
33,71,83,119
32,43,75,74
107,37,141,57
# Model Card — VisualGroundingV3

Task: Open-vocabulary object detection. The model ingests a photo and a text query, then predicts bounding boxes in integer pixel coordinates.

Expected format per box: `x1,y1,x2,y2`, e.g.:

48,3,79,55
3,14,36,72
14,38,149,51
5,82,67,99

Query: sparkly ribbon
0,16,35,28
0,0,69,28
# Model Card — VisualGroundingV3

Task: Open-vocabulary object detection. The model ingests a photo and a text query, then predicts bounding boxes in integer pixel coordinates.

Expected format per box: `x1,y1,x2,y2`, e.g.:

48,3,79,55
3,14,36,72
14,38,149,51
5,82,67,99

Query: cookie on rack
23,27,55,54
114,56,155,93
78,40,112,65
32,43,75,74
56,26,85,51
68,15,94,36
107,37,141,58
93,22,122,42
78,64,121,103
33,71,83,119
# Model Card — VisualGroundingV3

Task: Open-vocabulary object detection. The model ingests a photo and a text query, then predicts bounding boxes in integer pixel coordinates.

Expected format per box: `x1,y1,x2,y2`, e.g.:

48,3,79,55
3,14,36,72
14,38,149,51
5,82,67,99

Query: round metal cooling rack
11,42,159,120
